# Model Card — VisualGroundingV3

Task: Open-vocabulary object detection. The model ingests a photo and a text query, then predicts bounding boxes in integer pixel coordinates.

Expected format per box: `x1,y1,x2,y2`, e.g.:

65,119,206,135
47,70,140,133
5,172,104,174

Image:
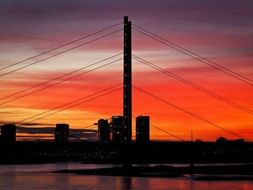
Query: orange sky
0,1,253,141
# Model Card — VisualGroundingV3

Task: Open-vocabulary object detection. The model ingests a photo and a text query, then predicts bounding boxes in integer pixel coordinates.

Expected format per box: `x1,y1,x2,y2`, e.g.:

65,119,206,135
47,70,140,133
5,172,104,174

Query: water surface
0,163,252,190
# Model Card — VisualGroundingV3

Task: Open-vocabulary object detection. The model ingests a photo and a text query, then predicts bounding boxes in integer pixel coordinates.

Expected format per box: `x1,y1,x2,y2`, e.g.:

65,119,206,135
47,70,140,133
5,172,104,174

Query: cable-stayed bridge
0,16,252,142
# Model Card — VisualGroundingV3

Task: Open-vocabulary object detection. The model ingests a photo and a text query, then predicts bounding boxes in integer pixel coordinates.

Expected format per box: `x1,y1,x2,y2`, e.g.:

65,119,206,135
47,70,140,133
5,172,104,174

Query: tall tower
123,16,132,143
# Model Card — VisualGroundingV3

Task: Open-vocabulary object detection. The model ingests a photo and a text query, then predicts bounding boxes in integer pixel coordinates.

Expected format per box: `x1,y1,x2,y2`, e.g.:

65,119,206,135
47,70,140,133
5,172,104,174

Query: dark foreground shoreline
1,141,253,164
54,164,253,180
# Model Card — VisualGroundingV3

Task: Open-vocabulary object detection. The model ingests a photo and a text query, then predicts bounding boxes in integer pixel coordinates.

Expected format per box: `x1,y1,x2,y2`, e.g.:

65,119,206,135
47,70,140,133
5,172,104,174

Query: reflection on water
0,163,253,190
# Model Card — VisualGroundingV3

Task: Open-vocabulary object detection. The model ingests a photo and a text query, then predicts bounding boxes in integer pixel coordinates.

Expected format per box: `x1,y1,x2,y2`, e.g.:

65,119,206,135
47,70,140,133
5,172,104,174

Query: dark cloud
0,0,252,58
16,126,97,134
19,122,52,126
1,0,252,35
70,131,97,140
16,126,54,134
15,126,97,140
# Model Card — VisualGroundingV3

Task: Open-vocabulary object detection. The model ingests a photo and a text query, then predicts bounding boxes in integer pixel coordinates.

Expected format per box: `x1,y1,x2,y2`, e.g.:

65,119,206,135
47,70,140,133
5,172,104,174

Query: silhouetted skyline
0,1,252,141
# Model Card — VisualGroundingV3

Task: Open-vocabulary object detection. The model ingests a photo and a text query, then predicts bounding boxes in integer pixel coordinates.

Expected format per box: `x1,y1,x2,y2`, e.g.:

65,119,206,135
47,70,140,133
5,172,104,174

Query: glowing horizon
0,1,252,141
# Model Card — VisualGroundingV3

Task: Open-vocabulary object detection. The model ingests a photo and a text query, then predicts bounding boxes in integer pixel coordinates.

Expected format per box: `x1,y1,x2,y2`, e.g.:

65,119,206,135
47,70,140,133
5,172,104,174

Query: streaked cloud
0,0,252,141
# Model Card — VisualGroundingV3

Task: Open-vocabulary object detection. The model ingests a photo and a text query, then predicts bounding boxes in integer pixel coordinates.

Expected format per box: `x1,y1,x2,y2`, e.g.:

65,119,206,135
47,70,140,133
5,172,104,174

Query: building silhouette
97,119,110,143
136,116,150,143
0,124,16,144
55,123,69,144
110,116,124,142
123,16,132,143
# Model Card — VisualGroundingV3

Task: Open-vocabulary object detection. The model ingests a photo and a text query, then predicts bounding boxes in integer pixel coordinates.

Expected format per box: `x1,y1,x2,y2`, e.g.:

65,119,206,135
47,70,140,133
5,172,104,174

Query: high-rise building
55,123,69,144
110,116,124,143
97,119,110,142
0,124,16,144
136,116,150,143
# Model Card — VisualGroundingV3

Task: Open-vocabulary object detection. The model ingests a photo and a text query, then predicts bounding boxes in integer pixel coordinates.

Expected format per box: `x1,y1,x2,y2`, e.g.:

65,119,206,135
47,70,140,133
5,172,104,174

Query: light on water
0,163,253,190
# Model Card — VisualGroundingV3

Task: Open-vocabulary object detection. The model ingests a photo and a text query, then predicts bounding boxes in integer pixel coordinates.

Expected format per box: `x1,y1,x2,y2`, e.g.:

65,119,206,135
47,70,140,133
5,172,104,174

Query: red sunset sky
0,0,252,141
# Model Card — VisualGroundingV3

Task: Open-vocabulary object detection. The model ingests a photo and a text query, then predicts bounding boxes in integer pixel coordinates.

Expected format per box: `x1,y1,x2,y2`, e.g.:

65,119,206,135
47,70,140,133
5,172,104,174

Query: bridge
0,16,252,142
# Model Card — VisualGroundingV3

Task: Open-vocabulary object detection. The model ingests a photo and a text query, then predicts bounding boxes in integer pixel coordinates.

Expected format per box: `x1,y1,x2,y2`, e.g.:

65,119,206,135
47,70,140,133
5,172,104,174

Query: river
0,163,252,190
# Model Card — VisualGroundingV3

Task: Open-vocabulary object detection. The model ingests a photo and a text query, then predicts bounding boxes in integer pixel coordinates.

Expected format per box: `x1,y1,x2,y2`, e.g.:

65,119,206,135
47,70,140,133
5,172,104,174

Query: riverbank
55,164,253,180
1,141,253,164
55,165,183,177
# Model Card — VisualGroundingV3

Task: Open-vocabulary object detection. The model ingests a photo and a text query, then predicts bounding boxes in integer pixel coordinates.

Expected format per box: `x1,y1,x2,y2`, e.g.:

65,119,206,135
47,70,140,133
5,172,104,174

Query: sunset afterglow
0,1,252,141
